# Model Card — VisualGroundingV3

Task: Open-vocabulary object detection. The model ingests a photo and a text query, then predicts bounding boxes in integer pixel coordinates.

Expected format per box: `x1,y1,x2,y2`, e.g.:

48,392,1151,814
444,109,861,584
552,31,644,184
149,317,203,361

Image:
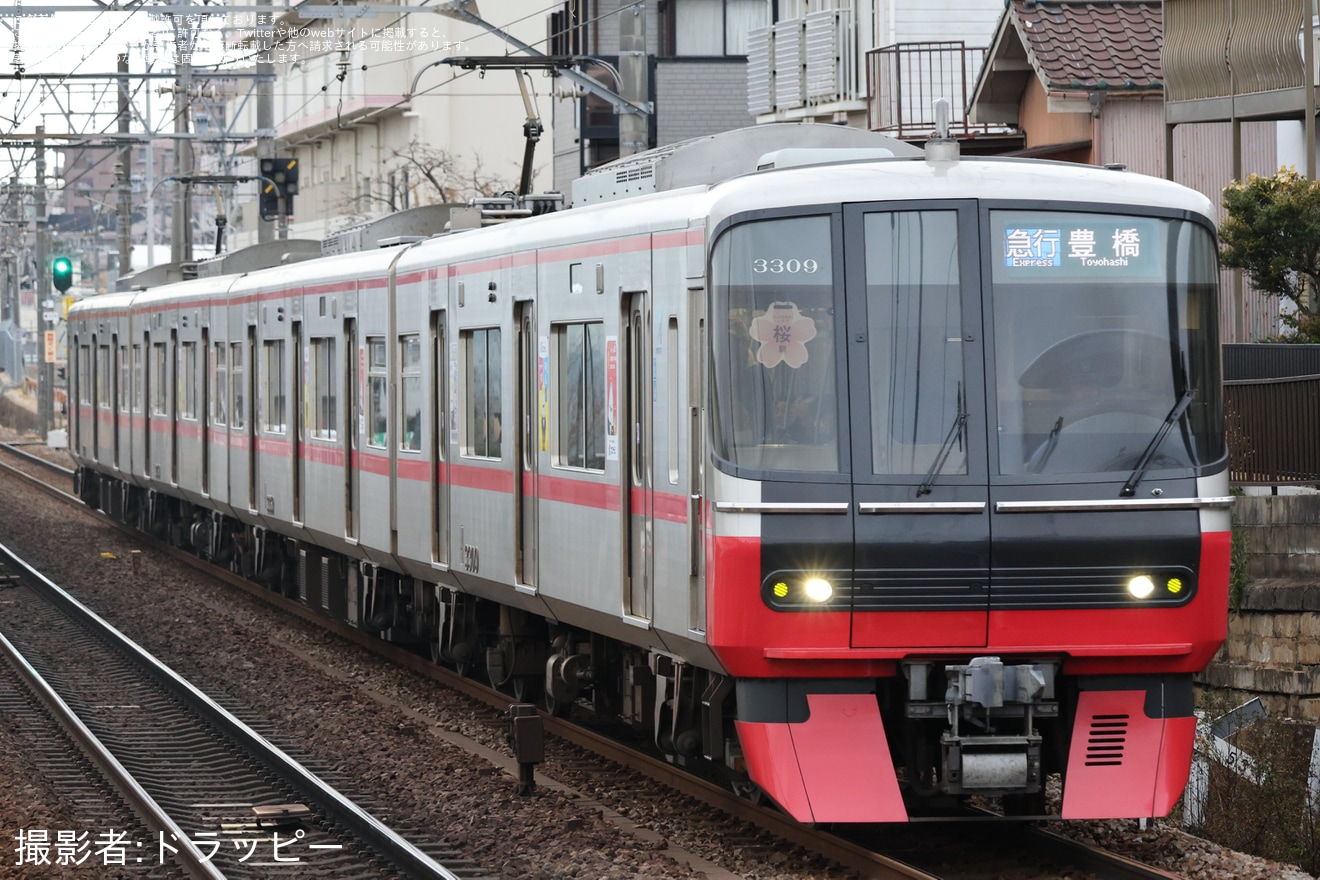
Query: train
68,123,1232,823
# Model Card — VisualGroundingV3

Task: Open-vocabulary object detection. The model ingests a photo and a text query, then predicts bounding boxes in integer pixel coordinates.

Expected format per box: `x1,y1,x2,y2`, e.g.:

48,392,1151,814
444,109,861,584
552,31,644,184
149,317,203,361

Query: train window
990,211,1224,475
230,342,245,430
862,210,966,477
311,338,337,441
262,339,286,433
367,337,387,448
462,327,502,458
132,344,143,413
78,346,91,406
119,346,129,413
710,215,839,472
212,342,228,426
150,342,168,416
400,334,422,451
553,321,605,470
179,341,197,420
96,345,111,410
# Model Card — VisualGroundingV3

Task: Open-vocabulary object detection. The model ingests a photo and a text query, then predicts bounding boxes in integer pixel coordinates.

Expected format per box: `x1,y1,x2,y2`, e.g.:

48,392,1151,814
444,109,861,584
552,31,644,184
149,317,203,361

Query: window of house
671,0,766,55
554,322,605,470
462,327,501,458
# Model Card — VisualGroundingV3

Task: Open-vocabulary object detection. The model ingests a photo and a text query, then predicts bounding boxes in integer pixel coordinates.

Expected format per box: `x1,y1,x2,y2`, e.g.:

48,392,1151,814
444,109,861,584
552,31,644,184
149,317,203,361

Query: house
967,0,1282,343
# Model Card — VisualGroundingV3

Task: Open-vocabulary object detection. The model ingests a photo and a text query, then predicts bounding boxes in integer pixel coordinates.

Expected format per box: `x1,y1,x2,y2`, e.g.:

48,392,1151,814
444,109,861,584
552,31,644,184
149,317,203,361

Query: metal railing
1225,375,1320,485
866,41,1000,138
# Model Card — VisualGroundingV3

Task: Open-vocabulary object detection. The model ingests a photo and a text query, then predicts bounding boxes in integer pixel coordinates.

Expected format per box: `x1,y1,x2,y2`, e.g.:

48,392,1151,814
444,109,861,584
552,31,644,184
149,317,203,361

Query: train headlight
803,577,834,603
1127,575,1156,599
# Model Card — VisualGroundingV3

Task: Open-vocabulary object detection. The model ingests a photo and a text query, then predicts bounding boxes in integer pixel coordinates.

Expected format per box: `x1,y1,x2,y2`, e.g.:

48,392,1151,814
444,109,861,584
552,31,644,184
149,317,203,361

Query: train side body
68,148,1230,825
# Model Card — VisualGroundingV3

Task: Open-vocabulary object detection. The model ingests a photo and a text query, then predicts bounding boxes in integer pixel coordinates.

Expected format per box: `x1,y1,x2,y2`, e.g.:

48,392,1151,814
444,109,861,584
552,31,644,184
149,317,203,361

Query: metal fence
1225,375,1320,485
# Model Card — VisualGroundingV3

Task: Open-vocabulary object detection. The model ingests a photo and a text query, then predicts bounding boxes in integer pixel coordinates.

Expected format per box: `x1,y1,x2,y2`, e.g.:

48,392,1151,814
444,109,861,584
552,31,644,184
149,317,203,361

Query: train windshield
710,215,841,472
991,210,1224,477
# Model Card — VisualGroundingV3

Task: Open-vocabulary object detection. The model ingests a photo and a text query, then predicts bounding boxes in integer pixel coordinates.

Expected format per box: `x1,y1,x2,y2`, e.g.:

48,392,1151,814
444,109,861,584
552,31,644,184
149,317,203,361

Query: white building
223,1,556,247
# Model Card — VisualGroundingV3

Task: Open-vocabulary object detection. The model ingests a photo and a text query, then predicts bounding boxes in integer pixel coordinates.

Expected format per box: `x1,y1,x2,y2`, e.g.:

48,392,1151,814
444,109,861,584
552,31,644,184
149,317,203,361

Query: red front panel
736,693,907,823
1061,689,1197,819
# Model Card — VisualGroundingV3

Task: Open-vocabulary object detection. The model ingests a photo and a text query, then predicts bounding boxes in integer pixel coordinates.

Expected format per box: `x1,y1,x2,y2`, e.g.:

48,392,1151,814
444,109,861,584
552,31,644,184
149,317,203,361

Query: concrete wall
1203,494,1320,720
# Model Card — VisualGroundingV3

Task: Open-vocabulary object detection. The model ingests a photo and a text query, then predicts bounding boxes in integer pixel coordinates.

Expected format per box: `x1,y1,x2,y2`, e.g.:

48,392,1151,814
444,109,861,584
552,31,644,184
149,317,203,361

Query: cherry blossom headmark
750,303,816,368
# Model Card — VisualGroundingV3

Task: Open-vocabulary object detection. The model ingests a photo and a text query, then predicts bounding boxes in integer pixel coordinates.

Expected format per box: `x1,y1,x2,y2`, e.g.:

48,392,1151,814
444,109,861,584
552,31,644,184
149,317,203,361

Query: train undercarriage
78,472,1136,820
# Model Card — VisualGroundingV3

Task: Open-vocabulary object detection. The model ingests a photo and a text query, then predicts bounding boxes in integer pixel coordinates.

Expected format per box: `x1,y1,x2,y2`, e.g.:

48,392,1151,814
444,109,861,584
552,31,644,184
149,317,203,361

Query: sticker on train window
750,302,816,369
995,213,1163,281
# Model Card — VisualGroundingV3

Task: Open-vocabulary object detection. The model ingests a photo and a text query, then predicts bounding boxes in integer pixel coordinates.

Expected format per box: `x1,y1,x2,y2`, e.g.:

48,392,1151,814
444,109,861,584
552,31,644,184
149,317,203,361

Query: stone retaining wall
1203,494,1320,720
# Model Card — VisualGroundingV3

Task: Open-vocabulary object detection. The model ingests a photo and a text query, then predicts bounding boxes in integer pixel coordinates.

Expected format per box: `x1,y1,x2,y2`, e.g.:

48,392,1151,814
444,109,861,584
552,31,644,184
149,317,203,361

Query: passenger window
553,321,605,470
151,342,168,416
399,334,422,451
78,345,91,406
261,339,285,433
132,344,143,414
212,342,228,426
462,327,501,458
312,337,337,440
230,342,245,429
179,341,197,420
97,345,111,410
119,346,129,413
367,337,387,448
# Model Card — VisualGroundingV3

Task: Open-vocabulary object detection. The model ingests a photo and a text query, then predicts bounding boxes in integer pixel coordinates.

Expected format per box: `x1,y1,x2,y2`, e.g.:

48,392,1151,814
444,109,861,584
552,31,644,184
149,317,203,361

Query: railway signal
51,256,72,293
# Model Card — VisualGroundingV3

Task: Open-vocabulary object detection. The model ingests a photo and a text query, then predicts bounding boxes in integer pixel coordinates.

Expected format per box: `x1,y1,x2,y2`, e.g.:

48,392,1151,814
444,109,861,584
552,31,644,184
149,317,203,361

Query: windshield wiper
917,384,966,497
1026,416,1064,475
1120,386,1196,497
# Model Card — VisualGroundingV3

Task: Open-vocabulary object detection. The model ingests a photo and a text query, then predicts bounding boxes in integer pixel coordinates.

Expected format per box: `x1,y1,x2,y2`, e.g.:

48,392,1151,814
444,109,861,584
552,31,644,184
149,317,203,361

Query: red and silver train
69,125,1231,823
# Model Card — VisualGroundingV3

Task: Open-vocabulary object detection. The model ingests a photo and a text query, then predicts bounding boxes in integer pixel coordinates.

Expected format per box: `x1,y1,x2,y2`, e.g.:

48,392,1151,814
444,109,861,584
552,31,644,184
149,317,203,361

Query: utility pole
35,124,52,439
618,4,648,157
256,15,274,243
116,52,132,280
171,7,195,264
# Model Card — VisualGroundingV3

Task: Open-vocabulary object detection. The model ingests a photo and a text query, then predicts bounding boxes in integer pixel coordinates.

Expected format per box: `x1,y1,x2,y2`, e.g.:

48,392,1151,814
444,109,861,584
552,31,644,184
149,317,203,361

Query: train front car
705,155,1230,823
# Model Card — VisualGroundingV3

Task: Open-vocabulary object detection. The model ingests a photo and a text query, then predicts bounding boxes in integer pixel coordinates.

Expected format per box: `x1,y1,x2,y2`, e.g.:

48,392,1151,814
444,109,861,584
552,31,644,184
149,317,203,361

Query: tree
332,140,525,228
1220,167,1320,342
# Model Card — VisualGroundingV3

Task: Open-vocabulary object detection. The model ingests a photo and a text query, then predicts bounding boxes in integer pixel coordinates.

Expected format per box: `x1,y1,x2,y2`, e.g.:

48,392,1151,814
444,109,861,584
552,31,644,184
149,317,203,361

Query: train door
515,301,537,589
429,310,447,563
345,317,358,541
169,329,178,484
686,286,706,631
201,329,210,496
843,202,990,649
292,319,303,523
90,334,100,458
622,291,652,622
112,337,121,470
247,326,258,511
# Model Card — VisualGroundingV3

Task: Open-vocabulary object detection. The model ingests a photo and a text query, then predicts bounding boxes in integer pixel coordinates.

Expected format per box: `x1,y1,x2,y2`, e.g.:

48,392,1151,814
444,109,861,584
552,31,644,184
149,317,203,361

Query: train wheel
543,692,573,719
511,675,539,703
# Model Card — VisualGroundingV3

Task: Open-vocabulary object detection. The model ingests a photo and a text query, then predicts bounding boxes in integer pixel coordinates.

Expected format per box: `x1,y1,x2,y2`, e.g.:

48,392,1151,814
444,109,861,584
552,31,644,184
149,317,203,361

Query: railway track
0,439,1188,880
0,533,493,880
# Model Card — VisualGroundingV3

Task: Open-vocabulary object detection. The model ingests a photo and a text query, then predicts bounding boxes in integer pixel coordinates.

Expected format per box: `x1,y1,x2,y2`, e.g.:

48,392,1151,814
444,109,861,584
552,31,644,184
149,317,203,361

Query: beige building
223,1,555,247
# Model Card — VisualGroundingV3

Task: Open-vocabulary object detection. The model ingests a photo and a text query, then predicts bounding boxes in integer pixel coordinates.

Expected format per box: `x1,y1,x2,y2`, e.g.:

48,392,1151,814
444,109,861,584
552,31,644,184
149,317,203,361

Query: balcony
866,41,1004,140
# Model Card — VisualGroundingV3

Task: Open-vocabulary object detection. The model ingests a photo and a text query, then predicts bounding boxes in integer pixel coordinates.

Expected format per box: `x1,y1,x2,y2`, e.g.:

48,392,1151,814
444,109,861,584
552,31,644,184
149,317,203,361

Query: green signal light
52,256,73,293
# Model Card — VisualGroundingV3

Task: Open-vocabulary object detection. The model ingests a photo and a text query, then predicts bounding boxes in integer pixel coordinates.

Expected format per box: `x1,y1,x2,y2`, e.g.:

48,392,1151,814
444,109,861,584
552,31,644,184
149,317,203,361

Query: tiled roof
1013,0,1162,92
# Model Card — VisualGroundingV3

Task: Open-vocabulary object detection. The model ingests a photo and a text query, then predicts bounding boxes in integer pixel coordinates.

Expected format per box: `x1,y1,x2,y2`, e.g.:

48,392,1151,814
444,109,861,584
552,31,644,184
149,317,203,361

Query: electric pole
256,16,274,243
171,6,195,264
35,124,52,439
117,52,132,280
